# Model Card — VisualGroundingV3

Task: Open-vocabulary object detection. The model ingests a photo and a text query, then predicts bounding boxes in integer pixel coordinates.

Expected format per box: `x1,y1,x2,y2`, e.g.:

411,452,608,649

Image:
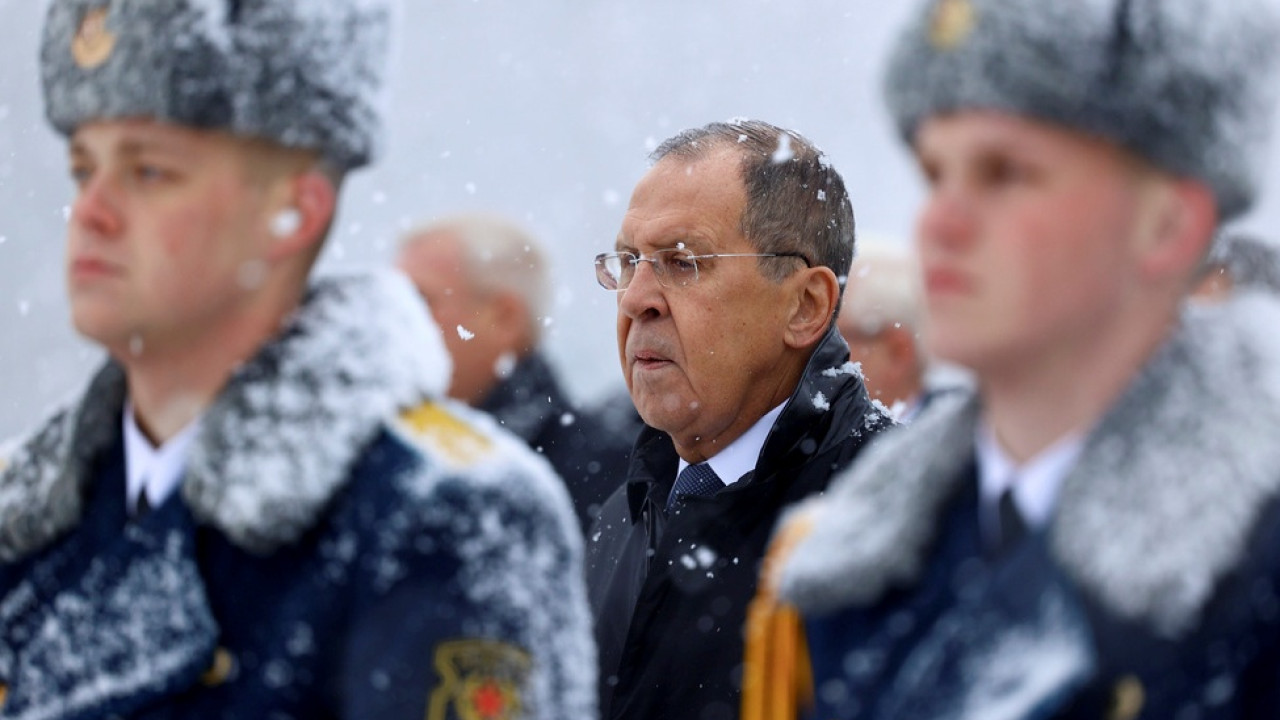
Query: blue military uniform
774,295,1280,719
0,275,595,719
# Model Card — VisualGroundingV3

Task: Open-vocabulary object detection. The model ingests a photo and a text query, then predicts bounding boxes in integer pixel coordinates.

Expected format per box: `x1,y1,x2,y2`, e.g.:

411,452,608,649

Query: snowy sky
0,0,1278,439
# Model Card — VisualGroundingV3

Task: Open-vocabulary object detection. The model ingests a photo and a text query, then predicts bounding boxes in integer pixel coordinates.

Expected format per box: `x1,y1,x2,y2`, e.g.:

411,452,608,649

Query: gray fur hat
885,0,1280,221
41,0,394,172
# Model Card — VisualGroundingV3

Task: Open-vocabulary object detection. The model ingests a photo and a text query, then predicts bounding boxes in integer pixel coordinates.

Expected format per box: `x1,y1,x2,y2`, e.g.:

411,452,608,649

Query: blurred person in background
587,119,892,720
397,214,639,532
0,2,594,718
1192,232,1280,302
837,241,931,421
750,0,1280,718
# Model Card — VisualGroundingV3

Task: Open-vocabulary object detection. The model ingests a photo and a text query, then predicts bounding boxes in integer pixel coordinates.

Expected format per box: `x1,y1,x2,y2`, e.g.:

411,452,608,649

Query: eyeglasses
594,248,812,290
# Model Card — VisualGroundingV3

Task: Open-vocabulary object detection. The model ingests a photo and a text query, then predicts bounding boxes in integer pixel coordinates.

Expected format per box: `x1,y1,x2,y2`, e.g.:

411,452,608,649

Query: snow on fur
0,271,450,559
41,0,397,169
884,0,1280,220
781,293,1280,637
0,271,596,719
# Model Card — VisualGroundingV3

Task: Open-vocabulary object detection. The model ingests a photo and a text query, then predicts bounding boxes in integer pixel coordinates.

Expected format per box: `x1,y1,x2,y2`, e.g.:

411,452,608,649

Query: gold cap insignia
427,640,532,720
72,6,116,70
930,0,977,50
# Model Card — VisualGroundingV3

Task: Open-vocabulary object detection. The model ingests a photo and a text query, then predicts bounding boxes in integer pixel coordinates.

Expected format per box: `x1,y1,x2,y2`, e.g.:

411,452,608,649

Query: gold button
200,647,236,687
1108,674,1145,720
0,681,8,708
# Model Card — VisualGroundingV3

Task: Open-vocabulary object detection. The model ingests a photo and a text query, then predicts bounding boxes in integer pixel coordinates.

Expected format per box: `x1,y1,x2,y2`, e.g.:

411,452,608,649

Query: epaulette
394,400,494,468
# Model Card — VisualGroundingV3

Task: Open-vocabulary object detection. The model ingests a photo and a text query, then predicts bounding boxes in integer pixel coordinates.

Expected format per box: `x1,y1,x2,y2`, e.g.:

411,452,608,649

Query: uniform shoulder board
394,400,494,468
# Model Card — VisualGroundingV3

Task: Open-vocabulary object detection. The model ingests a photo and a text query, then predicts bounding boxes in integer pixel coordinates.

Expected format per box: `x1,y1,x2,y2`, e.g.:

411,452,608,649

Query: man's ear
783,267,840,350
1135,178,1217,283
266,170,337,262
486,291,535,352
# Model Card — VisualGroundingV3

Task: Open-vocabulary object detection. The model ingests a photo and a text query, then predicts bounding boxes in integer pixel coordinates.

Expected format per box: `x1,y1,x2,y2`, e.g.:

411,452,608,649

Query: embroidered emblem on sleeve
426,639,533,720
397,402,493,467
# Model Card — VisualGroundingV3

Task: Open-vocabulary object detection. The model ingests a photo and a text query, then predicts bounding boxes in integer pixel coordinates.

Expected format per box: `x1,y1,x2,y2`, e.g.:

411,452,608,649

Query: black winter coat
585,328,892,720
479,352,640,534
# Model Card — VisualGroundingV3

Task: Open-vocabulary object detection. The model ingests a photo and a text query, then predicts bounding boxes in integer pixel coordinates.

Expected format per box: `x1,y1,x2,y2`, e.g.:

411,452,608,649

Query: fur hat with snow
884,0,1280,221
40,0,394,171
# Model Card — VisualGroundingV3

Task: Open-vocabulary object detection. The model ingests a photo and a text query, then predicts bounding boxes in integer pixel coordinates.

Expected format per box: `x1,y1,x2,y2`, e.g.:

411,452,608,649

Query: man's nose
618,258,667,319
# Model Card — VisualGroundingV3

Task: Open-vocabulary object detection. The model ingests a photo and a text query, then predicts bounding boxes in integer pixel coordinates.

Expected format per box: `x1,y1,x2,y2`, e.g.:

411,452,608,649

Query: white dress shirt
123,403,202,515
975,422,1085,544
676,402,787,487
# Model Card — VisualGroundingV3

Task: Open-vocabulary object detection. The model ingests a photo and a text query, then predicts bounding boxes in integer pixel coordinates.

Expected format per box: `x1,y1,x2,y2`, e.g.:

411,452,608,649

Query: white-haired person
398,214,638,532
837,241,932,421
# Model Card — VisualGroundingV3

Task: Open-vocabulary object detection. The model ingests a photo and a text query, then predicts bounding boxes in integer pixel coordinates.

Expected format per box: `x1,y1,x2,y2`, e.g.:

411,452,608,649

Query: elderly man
0,2,592,718
757,0,1280,718
398,214,638,531
586,120,891,720
837,241,930,420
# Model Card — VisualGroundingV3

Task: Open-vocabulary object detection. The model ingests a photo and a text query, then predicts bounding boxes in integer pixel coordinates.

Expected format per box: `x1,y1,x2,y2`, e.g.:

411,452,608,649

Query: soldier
0,1,594,718
751,0,1280,718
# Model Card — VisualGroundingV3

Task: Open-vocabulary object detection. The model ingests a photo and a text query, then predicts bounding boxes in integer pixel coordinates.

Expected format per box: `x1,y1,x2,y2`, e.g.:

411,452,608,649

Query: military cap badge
71,6,115,69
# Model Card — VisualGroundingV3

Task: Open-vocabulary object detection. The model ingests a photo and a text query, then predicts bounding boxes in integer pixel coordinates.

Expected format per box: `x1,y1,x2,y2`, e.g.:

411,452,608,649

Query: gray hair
650,119,856,289
841,241,924,337
402,213,551,340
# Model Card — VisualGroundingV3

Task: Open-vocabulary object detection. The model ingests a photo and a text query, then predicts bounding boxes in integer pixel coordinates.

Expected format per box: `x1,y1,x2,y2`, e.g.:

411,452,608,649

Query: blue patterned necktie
667,462,722,509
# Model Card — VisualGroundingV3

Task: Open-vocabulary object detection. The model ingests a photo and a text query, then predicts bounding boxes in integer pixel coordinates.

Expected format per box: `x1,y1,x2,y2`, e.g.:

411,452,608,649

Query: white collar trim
123,403,202,513
976,422,1086,530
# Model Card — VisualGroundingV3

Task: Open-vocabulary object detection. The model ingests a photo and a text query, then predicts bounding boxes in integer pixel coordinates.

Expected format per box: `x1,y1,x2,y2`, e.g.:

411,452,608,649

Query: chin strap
742,512,816,720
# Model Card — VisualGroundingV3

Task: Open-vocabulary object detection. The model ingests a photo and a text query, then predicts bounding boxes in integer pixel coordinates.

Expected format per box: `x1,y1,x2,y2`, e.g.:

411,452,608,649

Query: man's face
66,119,275,358
616,148,799,461
397,231,507,404
912,111,1157,376
837,321,898,403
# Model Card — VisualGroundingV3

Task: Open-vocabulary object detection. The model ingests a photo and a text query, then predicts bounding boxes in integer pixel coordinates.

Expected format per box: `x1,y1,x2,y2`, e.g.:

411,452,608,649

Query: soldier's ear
265,170,336,262
1134,178,1217,284
783,266,840,350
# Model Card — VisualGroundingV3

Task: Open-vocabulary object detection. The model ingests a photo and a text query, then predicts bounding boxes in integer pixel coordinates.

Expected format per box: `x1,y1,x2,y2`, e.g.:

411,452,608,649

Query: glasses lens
596,253,628,290
654,249,697,287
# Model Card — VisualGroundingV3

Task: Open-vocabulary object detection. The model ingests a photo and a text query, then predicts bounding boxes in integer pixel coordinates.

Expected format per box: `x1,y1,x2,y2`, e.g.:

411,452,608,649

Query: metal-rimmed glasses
594,248,811,290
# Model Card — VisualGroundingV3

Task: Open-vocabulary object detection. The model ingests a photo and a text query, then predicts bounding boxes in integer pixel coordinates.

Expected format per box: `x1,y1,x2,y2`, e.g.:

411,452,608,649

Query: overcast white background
0,0,1277,439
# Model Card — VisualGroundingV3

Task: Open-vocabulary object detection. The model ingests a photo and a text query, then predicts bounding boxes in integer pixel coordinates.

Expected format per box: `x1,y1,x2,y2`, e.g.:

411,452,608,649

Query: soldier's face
615,148,798,461
911,111,1164,378
65,119,275,360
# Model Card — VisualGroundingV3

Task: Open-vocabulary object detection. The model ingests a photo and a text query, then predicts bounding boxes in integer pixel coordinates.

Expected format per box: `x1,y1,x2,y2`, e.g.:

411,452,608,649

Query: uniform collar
781,293,1280,638
0,272,450,559
122,403,202,513
975,421,1085,531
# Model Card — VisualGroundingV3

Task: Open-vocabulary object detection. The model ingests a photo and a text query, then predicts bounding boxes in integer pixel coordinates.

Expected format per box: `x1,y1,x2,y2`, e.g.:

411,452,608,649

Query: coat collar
0,272,450,560
478,351,566,444
622,326,890,520
781,294,1280,638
